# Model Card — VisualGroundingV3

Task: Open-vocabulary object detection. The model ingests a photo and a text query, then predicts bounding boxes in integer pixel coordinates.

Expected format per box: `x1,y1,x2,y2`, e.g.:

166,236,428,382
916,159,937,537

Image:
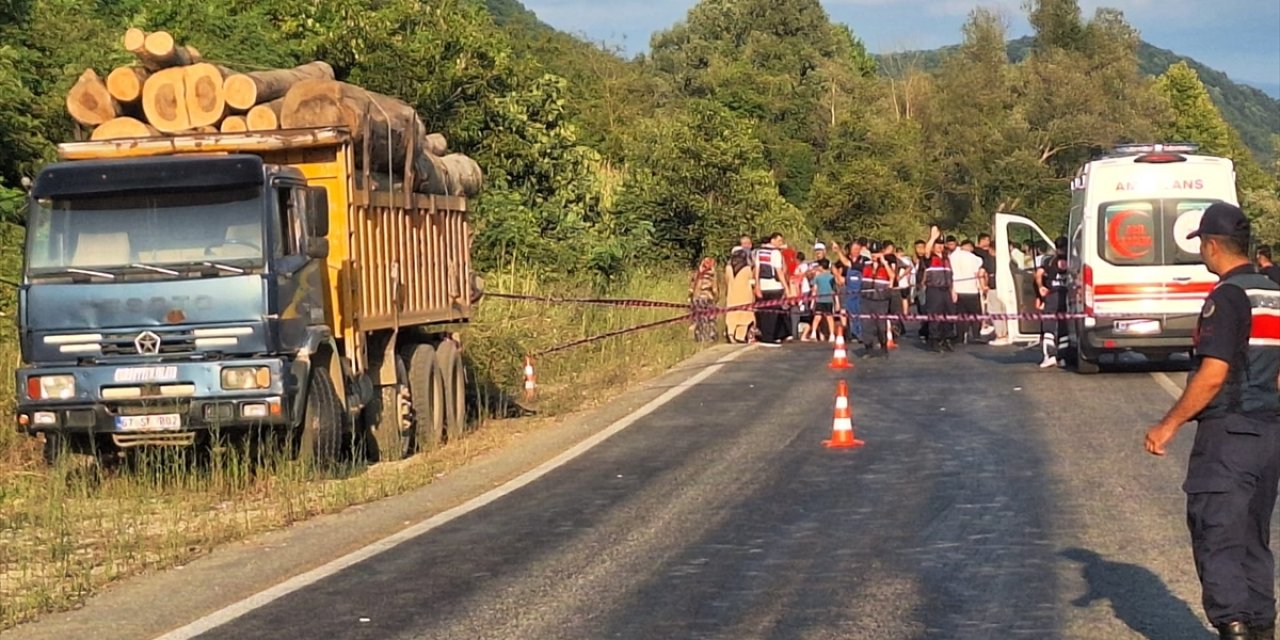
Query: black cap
1187,202,1250,240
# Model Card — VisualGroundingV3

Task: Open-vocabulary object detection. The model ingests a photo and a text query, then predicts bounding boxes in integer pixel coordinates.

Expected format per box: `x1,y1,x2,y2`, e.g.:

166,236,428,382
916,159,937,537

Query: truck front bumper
14,359,297,436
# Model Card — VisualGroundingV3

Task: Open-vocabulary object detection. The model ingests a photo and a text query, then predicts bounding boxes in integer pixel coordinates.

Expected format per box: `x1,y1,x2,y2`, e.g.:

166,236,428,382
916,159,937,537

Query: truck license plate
115,414,182,432
1114,319,1161,335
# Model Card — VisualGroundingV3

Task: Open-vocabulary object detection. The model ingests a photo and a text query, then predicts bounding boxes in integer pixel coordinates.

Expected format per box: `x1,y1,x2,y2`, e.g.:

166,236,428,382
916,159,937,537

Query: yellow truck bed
57,128,473,375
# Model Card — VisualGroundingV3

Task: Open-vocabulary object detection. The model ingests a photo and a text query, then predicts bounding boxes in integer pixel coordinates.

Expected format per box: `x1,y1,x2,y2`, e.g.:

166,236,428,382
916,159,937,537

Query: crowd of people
692,226,1028,357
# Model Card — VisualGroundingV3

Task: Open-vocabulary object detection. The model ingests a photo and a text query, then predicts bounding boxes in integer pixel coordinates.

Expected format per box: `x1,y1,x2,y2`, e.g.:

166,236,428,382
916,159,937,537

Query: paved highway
168,339,1238,640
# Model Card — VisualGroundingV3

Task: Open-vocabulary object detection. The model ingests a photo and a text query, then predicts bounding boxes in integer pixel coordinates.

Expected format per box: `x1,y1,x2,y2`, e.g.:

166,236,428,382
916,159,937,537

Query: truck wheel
298,366,344,468
435,339,467,443
405,343,445,454
369,357,413,462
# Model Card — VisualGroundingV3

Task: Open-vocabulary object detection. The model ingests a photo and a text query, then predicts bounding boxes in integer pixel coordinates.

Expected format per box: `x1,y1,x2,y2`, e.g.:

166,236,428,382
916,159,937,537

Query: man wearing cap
1145,203,1280,640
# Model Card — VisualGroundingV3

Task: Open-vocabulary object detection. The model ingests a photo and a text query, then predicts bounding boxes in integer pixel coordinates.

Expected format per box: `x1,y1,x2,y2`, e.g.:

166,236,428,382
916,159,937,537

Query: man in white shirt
950,240,988,344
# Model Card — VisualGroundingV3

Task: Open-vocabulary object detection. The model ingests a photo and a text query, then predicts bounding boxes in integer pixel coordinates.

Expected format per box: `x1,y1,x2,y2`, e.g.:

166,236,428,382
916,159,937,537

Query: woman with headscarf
725,248,755,343
689,256,720,342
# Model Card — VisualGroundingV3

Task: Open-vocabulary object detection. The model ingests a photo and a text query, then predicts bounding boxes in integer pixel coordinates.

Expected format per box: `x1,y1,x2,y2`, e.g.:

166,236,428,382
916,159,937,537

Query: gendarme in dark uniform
1145,203,1280,640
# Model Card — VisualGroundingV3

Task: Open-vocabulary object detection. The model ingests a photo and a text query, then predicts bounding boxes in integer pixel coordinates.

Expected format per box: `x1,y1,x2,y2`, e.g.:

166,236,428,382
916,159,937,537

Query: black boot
1219,621,1249,639
1249,622,1276,640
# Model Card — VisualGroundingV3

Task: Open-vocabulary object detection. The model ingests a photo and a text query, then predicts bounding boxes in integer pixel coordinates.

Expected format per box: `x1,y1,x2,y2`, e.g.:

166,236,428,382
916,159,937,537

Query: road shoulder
4,344,747,640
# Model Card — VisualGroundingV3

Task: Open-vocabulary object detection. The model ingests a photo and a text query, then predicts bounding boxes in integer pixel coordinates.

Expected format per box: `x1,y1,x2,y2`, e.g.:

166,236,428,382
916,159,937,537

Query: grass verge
0,248,710,630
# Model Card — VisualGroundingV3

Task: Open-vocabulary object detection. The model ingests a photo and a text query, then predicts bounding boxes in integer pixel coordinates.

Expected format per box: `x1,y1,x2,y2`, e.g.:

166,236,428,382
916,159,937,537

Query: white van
995,143,1238,373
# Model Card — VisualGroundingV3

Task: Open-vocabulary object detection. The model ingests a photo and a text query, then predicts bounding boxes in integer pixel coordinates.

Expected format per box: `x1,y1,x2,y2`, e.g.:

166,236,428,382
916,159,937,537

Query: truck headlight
221,367,271,390
27,375,76,400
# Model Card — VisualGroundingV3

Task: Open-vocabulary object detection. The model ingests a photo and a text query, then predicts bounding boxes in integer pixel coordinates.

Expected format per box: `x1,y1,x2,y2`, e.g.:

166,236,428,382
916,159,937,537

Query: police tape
492,288,1199,361
485,291,689,309
490,289,1199,322
529,313,692,357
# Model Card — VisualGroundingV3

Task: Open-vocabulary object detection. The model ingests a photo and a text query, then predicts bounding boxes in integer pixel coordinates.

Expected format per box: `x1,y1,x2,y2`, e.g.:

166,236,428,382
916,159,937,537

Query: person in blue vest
832,238,867,343
1145,203,1280,640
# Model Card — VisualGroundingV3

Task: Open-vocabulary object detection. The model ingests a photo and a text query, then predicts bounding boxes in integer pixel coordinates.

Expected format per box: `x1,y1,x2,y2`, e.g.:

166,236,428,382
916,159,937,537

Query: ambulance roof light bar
1107,142,1200,156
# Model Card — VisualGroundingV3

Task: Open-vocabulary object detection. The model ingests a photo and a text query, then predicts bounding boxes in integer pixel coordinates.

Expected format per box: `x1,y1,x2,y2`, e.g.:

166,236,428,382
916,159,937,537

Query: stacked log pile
65,28,482,197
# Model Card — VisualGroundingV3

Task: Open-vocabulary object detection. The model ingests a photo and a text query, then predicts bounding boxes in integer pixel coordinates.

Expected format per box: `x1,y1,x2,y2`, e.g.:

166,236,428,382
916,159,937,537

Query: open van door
995,213,1056,344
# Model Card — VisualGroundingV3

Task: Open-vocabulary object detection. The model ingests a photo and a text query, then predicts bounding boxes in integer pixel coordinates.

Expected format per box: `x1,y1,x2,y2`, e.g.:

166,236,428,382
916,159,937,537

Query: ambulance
994,143,1238,373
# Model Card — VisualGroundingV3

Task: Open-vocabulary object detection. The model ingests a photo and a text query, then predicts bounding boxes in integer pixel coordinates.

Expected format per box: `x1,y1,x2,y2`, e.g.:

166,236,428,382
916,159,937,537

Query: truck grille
99,329,198,356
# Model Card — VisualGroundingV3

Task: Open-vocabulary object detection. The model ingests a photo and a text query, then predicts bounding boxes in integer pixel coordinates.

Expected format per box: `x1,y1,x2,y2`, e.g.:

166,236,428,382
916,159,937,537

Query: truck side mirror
307,188,329,238
306,237,330,260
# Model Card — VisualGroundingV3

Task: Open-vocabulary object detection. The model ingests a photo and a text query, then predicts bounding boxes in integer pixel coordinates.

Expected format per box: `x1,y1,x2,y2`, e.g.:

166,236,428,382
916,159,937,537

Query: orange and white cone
823,380,865,449
829,333,853,370
523,357,536,400
886,319,898,350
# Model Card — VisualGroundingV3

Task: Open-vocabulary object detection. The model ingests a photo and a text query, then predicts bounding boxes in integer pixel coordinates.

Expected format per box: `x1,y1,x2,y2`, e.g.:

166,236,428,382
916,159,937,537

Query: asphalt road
177,337,1245,640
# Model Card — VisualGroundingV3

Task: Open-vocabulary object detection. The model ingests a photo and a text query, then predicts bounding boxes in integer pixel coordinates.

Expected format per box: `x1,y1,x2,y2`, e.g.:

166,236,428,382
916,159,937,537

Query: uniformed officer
1036,237,1070,368
859,240,897,357
1145,203,1280,640
922,225,956,352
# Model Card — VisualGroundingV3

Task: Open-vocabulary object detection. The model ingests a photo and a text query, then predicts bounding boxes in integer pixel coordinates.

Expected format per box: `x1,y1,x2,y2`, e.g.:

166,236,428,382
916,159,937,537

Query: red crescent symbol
1108,210,1150,259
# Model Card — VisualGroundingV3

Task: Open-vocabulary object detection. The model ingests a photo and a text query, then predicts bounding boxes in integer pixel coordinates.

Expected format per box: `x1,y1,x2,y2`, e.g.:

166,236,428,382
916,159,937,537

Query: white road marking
1150,371,1185,400
153,346,754,640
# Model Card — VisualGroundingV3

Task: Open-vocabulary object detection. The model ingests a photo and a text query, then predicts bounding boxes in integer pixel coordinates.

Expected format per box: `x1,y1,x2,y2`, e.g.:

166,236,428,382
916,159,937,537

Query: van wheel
369,357,413,462
405,343,446,454
434,339,467,442
298,366,344,468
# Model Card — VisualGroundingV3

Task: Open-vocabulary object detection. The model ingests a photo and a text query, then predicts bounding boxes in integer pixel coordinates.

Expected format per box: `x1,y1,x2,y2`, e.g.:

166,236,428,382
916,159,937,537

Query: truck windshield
26,187,265,275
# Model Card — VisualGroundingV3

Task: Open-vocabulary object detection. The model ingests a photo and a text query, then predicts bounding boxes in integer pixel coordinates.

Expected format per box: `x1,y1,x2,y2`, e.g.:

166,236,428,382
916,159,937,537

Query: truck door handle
1172,276,1192,282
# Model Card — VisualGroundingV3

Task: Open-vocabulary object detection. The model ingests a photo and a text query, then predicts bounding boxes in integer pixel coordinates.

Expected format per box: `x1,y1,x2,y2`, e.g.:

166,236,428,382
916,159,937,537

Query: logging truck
13,127,479,466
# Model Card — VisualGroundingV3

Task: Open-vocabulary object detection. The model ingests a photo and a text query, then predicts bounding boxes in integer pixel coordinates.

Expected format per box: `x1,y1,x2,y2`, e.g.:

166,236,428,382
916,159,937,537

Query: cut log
281,79,427,175
220,115,248,133
123,27,147,55
133,30,200,70
184,63,227,129
245,98,283,130
223,62,335,112
141,67,190,133
106,66,150,104
90,116,159,141
66,69,121,126
439,154,483,197
412,153,449,195
423,133,448,156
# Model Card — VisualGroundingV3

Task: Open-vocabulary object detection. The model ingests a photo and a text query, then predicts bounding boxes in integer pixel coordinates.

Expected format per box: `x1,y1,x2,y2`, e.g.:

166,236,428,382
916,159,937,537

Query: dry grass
0,252,708,630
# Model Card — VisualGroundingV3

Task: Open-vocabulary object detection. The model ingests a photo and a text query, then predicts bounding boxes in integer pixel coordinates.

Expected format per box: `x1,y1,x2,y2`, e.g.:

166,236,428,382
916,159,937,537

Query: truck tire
298,366,344,468
434,339,467,443
405,343,445,454
369,357,412,462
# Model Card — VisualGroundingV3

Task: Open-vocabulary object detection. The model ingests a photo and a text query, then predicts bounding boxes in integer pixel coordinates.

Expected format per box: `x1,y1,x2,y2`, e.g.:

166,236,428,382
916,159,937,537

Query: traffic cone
829,333,853,370
886,319,898,350
823,380,864,449
523,357,536,400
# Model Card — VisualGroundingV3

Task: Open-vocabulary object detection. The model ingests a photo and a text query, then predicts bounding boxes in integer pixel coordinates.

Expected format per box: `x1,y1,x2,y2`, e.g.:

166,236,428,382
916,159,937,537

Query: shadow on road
1061,547,1213,640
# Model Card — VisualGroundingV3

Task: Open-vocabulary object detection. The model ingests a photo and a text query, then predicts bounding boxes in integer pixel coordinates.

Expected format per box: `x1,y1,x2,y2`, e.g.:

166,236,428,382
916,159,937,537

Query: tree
1154,61,1270,192
615,100,806,265
1027,0,1085,52
649,0,875,205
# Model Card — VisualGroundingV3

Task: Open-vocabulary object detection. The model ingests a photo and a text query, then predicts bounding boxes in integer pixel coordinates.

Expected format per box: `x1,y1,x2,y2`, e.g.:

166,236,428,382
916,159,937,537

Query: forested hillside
2,0,1279,285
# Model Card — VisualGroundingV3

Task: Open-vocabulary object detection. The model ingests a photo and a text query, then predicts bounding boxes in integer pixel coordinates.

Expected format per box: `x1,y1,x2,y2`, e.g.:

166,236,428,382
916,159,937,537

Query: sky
518,0,1280,97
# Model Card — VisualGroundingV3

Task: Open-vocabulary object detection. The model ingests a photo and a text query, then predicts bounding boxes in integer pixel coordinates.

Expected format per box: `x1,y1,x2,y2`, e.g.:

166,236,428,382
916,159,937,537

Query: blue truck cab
14,128,476,467
15,153,336,460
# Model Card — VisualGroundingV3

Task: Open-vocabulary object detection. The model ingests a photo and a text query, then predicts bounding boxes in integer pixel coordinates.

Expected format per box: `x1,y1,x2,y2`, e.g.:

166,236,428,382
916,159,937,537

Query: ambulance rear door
1081,154,1234,353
